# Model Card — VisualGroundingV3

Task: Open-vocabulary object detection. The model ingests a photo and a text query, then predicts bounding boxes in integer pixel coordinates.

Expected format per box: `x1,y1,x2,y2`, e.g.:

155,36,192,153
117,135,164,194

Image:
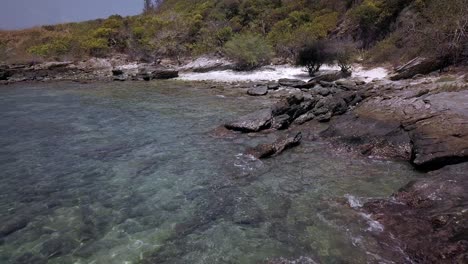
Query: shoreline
2,58,468,263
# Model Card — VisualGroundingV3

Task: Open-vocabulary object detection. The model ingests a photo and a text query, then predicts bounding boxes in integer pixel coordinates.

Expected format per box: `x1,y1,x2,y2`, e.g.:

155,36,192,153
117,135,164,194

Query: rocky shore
218,61,467,263
1,55,467,263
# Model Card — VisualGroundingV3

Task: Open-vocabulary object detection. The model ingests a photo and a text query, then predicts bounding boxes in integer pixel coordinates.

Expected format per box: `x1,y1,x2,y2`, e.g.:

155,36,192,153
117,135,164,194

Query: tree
143,0,153,14
224,33,273,71
296,40,331,76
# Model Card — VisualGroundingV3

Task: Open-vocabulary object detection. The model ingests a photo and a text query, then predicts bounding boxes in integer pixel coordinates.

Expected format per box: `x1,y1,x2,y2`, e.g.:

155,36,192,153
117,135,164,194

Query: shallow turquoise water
0,81,421,263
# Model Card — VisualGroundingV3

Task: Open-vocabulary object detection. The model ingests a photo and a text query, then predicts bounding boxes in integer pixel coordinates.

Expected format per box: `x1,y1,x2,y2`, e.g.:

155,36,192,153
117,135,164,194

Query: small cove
0,81,421,264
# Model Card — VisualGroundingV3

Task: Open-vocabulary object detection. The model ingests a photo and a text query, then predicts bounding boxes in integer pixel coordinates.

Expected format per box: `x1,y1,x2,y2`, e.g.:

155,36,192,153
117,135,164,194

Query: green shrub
224,33,273,71
27,37,72,58
81,38,109,57
296,41,332,76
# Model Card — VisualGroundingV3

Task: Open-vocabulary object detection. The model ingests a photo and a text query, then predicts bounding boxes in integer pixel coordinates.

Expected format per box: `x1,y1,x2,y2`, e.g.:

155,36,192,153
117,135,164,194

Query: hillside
0,0,467,66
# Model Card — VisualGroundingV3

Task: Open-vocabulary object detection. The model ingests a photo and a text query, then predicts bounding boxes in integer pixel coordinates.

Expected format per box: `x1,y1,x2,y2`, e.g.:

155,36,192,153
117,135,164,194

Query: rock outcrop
246,132,302,159
389,57,447,80
364,163,468,264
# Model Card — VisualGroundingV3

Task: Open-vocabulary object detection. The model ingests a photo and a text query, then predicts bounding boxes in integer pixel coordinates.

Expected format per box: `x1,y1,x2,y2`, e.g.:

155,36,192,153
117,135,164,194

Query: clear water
0,81,421,264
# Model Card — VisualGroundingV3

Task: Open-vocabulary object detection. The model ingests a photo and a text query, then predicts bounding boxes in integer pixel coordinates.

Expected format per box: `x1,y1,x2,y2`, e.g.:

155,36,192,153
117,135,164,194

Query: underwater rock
246,132,302,159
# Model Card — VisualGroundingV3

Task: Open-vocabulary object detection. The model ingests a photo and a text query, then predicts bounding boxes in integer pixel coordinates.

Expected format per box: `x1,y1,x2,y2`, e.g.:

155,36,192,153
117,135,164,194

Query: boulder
247,86,268,96
311,70,351,83
0,69,11,80
246,132,302,159
271,114,292,130
389,57,447,80
294,112,315,125
180,57,234,72
267,83,280,90
151,69,179,79
112,69,124,76
278,78,306,88
225,109,272,132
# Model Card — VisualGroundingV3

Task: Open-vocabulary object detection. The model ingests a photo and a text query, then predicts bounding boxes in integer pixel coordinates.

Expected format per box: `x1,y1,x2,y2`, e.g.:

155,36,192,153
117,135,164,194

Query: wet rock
389,57,448,80
364,163,468,264
271,114,292,130
267,256,319,264
278,78,306,88
247,86,268,96
320,114,412,160
315,87,331,96
294,112,315,125
315,111,332,122
338,91,363,106
225,108,272,132
311,70,351,83
330,97,348,115
40,235,79,258
267,83,280,90
246,132,302,159
0,216,29,238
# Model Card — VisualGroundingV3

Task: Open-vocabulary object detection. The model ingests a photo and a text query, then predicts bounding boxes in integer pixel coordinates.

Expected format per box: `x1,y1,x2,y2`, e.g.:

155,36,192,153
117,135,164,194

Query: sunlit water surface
0,81,420,264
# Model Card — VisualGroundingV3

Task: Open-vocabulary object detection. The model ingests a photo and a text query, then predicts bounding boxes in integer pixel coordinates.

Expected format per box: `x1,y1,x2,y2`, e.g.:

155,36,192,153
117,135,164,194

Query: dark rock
151,69,179,79
246,132,302,159
294,81,317,89
319,81,334,87
294,112,315,125
112,69,124,76
315,87,331,96
247,86,268,96
315,111,332,122
364,163,468,264
0,216,29,238
330,97,348,115
271,99,291,116
389,57,448,80
271,114,292,130
225,109,272,132
320,114,412,160
278,78,306,88
267,83,280,90
0,69,11,80
311,70,351,83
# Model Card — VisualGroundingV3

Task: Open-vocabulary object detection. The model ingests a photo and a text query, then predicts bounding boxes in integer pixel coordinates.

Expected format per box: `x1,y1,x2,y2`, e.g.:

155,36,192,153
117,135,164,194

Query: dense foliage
0,0,466,66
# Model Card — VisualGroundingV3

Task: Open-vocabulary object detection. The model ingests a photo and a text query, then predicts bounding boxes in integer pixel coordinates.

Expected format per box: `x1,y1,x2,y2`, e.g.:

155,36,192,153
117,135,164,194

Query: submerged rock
246,132,302,159
0,216,29,238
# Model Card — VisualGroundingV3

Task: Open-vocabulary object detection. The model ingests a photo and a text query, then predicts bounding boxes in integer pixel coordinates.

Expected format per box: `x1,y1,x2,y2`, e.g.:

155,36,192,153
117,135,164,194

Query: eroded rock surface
246,132,302,159
364,163,468,264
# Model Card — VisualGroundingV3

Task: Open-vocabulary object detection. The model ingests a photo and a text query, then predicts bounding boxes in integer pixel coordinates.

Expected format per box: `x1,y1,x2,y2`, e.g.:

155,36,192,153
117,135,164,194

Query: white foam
345,194,363,208
177,64,388,83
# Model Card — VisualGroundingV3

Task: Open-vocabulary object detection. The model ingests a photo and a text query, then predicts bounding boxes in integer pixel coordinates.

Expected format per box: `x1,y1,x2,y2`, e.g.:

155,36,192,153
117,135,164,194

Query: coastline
2,57,468,263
